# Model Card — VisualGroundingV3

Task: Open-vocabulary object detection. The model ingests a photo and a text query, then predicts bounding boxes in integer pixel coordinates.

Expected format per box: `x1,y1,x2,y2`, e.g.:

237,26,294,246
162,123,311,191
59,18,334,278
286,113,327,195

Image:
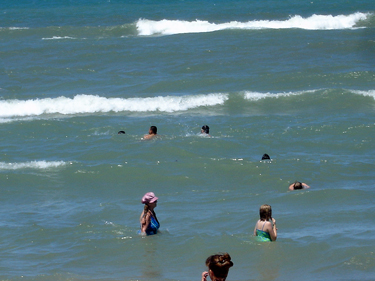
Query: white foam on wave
42,36,76,40
245,89,375,102
0,93,228,118
136,12,369,35
10,27,29,30
351,90,375,99
0,161,67,170
0,27,29,31
243,90,311,101
0,117,40,124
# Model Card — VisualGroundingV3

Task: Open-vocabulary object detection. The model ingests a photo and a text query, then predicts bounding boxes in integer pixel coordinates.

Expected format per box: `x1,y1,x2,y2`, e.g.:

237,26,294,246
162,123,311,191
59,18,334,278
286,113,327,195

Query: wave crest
350,90,375,99
136,12,369,35
243,90,316,101
1,90,373,120
0,161,67,170
0,93,228,118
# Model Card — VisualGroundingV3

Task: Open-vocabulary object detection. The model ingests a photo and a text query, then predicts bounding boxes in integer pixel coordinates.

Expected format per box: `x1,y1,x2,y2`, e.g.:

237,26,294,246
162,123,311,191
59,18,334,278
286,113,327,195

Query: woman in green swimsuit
253,204,277,242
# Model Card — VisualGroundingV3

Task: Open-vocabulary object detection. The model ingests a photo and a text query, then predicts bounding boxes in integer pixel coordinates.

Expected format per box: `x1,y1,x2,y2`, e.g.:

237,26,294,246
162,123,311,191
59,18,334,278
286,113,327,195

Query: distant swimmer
143,125,157,140
201,125,210,137
118,130,126,134
289,181,310,191
139,192,160,236
261,153,270,160
201,253,233,281
254,204,277,242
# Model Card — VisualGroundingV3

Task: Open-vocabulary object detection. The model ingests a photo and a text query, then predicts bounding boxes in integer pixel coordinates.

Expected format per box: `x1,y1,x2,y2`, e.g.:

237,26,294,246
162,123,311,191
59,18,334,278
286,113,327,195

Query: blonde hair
141,203,159,225
205,253,233,279
259,204,272,221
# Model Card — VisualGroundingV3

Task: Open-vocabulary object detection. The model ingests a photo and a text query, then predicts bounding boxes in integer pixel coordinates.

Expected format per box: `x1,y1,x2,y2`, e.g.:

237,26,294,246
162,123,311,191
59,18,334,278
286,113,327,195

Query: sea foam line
0,161,67,170
42,36,76,40
136,12,369,35
243,90,314,101
0,27,29,31
244,89,375,101
351,90,375,100
0,93,228,117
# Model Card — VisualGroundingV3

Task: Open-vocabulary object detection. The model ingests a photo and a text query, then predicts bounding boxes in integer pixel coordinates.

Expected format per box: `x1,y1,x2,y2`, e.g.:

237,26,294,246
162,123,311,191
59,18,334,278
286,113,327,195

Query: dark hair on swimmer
202,125,210,134
261,153,270,160
294,181,303,190
150,126,157,134
118,130,126,134
206,253,233,279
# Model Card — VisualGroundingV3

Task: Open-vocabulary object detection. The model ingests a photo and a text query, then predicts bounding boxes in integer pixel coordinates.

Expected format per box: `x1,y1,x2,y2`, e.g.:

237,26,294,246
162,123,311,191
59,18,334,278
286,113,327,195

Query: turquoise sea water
1,1,375,280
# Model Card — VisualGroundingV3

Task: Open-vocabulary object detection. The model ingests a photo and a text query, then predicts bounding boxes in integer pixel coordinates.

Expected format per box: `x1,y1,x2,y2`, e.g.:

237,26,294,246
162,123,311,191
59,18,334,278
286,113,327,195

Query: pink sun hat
141,192,158,204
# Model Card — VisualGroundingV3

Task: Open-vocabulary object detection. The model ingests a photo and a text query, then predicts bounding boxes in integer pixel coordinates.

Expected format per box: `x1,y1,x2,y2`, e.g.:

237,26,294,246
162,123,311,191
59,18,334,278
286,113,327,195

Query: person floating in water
253,204,277,242
118,130,126,134
201,253,233,281
139,192,160,236
201,125,210,137
289,181,310,191
261,153,270,160
143,125,157,140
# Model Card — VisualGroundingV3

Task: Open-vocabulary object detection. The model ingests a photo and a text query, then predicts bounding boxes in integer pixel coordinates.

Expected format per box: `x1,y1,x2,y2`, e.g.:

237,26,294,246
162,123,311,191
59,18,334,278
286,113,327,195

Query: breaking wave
136,12,370,36
0,161,68,170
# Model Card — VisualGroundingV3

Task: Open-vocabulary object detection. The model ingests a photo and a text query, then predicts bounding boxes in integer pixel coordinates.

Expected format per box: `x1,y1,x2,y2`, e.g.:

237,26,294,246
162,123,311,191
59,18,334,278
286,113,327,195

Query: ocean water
1,1,375,280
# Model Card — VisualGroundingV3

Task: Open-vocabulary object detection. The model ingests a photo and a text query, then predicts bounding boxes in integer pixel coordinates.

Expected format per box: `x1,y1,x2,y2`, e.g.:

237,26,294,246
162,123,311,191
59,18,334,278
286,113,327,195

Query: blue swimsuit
139,213,160,235
145,215,160,235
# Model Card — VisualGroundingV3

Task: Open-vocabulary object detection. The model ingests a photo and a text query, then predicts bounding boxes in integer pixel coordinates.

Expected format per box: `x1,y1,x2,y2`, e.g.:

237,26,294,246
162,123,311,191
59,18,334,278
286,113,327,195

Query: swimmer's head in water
118,130,126,134
201,125,210,134
294,182,303,190
261,153,270,160
149,126,157,134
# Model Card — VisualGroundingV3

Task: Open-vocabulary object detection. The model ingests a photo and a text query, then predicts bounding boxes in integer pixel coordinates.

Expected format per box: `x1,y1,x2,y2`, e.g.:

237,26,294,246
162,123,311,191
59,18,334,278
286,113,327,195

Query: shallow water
1,1,375,280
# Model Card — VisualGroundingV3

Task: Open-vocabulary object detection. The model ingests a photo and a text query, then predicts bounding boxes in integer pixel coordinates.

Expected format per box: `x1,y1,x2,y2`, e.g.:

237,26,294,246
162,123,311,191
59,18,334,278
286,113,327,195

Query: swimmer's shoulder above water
143,125,158,140
289,181,310,191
